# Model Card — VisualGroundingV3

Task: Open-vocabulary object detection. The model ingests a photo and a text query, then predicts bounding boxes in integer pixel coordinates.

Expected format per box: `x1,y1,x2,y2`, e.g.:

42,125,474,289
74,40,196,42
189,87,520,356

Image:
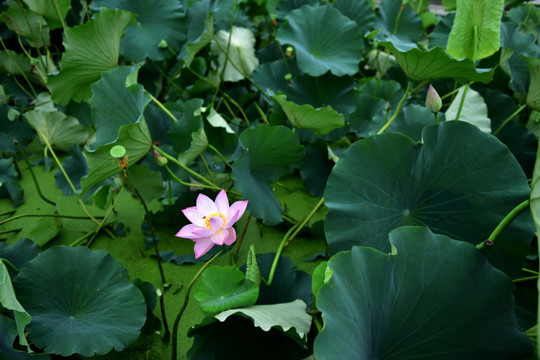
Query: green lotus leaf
169,98,203,154
255,253,312,307
187,314,310,360
25,109,89,151
380,40,494,83
299,139,334,197
93,0,185,62
0,50,31,75
375,0,423,44
526,56,540,111
21,0,70,29
0,315,50,359
429,13,454,49
54,144,89,196
214,300,311,344
276,5,364,76
13,246,146,357
80,120,152,195
0,260,31,350
446,0,504,61
193,266,259,315
0,238,41,279
285,73,358,116
1,6,49,48
324,121,533,277
500,22,540,93
445,85,491,133
0,104,35,153
177,1,214,66
47,9,136,105
274,95,345,135
231,125,304,225
314,226,533,359
89,66,151,148
334,0,375,34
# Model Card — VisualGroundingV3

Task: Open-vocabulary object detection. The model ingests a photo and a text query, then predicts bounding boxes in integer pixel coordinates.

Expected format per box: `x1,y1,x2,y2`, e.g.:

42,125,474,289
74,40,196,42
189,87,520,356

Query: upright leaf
93,0,185,62
47,9,136,105
445,86,491,133
232,125,304,225
446,0,504,60
22,0,70,29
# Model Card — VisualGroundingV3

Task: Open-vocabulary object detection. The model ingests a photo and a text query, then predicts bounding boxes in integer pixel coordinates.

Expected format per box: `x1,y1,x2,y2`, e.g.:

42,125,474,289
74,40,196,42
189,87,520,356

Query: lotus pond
1,0,540,359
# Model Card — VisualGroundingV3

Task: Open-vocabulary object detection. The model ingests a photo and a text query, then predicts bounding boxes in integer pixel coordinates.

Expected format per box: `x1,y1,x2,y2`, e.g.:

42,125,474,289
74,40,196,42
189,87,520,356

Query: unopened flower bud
153,149,168,167
425,84,442,113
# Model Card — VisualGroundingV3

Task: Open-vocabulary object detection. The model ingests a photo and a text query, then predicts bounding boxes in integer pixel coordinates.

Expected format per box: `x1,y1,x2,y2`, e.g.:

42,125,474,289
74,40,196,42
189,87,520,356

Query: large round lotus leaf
276,5,364,76
324,121,533,276
93,0,185,62
314,226,533,360
13,246,146,357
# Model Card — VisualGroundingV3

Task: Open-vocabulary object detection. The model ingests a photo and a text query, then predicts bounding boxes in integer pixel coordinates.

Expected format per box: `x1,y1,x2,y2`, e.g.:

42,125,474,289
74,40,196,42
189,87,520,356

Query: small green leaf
193,266,259,315
311,261,328,299
0,260,31,350
214,300,311,344
178,128,208,166
110,145,127,159
274,95,345,135
446,0,504,60
47,9,136,105
277,5,364,76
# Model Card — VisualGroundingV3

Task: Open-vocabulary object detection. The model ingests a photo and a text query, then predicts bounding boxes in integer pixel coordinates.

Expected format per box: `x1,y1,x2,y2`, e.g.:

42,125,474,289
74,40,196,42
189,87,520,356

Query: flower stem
0,213,104,226
152,145,220,190
233,213,252,262
266,224,299,286
476,199,530,251
14,140,56,206
147,91,179,123
171,248,224,360
493,104,527,136
377,81,411,135
284,197,325,250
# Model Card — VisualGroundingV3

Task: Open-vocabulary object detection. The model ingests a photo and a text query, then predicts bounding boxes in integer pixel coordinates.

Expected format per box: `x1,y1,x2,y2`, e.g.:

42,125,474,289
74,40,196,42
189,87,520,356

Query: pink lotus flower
176,190,248,258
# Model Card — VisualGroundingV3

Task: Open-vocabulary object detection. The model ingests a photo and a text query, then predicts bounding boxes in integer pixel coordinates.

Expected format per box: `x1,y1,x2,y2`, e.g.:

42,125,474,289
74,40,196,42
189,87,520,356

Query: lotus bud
152,149,168,167
425,84,442,113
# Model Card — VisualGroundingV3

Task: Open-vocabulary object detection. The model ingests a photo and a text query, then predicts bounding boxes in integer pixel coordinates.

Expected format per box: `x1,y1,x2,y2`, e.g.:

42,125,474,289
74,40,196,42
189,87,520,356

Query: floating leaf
274,95,345,135
13,246,146,357
314,226,533,359
215,300,311,344
324,121,533,276
193,266,259,315
89,66,151,148
446,0,504,60
232,125,304,225
93,0,185,62
277,5,364,76
445,86,491,133
47,9,136,105
380,40,494,83
211,26,259,82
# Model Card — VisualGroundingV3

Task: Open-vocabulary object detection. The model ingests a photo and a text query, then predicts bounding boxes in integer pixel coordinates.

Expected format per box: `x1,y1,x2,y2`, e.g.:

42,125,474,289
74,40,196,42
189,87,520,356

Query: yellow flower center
204,212,227,230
